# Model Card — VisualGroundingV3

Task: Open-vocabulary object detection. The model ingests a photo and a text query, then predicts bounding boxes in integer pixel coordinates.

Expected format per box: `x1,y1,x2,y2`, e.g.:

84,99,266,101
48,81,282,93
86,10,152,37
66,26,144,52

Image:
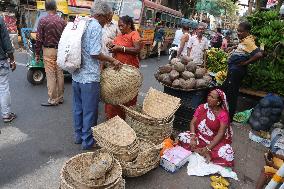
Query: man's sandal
3,112,17,123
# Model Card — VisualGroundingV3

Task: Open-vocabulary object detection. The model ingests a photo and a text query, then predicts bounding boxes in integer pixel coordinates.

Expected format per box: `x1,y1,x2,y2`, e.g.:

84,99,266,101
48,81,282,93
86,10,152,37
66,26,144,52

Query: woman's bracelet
189,132,196,136
206,146,211,152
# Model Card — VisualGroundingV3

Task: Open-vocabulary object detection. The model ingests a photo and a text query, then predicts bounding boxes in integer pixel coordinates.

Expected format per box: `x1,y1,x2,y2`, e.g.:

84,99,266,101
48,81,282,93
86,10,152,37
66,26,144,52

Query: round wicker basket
60,151,123,189
124,105,174,145
101,65,143,105
118,138,161,177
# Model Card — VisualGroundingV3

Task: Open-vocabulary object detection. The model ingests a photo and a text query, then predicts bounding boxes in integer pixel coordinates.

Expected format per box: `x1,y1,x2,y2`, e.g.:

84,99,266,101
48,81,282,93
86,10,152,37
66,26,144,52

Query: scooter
168,46,178,60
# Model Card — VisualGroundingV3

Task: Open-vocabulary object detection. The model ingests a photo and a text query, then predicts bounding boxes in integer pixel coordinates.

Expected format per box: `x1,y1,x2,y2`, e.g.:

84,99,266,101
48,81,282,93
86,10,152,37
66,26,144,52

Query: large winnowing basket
142,87,181,122
100,65,143,105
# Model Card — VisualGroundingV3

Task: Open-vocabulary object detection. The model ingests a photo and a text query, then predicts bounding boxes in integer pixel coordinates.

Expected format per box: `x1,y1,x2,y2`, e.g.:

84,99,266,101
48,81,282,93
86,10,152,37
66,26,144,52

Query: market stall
0,0,19,49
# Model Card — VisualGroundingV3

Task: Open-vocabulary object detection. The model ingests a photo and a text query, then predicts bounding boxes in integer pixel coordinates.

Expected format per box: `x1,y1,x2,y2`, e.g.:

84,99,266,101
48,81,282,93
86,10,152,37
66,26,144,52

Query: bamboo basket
101,65,143,105
118,138,162,177
60,151,123,189
124,105,174,145
142,88,181,121
92,116,140,162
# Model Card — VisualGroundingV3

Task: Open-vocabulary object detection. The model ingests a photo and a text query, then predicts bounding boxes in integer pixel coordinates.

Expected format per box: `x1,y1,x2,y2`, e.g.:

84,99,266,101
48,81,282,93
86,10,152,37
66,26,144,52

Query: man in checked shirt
36,0,66,106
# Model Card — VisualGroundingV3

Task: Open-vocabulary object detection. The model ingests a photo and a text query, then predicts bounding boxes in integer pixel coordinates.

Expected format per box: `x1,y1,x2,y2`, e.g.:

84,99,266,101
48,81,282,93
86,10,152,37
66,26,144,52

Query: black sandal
3,112,17,123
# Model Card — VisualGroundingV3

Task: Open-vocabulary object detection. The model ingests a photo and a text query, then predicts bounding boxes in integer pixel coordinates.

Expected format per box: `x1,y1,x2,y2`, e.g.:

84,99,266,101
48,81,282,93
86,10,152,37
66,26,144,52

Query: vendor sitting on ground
178,88,234,167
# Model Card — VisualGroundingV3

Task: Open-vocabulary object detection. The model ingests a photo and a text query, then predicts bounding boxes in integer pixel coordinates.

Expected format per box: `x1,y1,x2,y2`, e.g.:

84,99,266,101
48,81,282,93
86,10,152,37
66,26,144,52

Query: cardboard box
160,146,192,173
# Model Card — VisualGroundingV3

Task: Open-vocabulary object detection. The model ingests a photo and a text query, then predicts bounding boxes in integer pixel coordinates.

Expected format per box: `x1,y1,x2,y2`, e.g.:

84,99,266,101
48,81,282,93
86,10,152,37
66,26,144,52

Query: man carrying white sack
71,1,121,150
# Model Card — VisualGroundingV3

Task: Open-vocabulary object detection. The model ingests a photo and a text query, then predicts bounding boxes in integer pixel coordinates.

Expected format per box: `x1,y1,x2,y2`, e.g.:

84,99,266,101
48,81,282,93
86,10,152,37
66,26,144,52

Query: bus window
102,0,121,15
155,12,162,22
167,14,171,22
120,0,142,21
161,13,167,21
146,9,153,20
141,8,153,27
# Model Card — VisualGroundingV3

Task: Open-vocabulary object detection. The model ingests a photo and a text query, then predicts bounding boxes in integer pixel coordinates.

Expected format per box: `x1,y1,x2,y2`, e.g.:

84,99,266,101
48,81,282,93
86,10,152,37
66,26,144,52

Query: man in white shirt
171,18,188,47
102,11,120,57
172,29,183,47
187,23,209,65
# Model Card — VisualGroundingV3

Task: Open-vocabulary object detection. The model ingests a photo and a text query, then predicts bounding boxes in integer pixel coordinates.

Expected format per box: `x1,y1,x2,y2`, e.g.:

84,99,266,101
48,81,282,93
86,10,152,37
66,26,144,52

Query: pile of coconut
155,56,212,90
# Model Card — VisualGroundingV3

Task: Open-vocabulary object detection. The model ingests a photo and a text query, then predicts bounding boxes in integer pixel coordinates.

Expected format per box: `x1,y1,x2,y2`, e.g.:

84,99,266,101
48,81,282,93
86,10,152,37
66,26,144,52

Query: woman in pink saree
178,89,234,167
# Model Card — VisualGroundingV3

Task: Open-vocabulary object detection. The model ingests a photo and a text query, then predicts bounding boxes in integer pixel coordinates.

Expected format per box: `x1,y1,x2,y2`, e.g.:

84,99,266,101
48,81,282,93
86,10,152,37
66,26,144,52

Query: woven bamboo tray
124,106,174,145
142,88,181,121
118,138,162,177
93,133,140,162
93,116,137,147
60,151,123,189
101,64,143,105
93,116,139,162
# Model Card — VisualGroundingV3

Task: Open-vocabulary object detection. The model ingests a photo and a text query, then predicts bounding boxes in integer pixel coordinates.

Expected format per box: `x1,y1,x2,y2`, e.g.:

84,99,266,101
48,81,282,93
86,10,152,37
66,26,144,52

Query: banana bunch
215,70,227,85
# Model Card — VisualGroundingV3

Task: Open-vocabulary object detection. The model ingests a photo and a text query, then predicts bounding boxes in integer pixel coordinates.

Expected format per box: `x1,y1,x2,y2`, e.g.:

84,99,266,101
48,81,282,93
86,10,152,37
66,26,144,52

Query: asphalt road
0,53,265,189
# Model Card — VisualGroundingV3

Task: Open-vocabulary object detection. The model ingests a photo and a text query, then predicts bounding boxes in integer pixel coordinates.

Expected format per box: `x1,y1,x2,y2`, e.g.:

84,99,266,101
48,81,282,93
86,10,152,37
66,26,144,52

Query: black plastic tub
164,86,209,131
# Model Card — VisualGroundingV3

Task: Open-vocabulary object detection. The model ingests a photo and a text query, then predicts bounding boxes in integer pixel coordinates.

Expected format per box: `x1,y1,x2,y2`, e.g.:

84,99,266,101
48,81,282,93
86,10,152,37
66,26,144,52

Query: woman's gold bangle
206,146,211,152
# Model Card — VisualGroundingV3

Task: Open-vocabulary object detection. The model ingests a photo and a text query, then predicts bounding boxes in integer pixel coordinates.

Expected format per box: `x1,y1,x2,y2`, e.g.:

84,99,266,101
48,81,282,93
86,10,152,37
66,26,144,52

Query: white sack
57,18,88,73
187,153,238,180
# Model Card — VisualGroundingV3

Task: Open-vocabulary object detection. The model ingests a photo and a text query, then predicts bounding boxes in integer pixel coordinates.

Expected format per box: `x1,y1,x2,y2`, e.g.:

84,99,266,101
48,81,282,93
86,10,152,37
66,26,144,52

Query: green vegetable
243,11,284,95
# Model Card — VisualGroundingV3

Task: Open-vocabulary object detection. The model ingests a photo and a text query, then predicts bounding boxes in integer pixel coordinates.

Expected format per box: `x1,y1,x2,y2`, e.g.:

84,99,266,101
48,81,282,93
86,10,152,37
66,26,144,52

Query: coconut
196,79,207,88
180,78,196,89
169,70,180,80
158,64,172,73
186,63,197,73
157,73,168,82
162,74,172,86
170,58,180,65
172,79,180,88
195,68,207,79
180,56,192,65
203,75,212,83
182,71,195,80
173,62,185,72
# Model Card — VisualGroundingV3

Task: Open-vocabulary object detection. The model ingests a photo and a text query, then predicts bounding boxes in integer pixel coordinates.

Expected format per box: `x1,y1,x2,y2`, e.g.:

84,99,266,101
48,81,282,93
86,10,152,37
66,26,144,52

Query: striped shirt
36,14,66,56
102,21,120,56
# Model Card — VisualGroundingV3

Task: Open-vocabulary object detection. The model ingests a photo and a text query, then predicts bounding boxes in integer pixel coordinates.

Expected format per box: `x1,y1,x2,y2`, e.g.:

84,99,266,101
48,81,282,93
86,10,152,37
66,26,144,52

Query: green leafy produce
244,11,284,96
206,48,228,73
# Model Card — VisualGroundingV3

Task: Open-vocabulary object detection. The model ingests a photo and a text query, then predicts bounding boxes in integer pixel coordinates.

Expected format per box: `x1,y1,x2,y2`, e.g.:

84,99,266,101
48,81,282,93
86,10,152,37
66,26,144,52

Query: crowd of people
0,0,267,183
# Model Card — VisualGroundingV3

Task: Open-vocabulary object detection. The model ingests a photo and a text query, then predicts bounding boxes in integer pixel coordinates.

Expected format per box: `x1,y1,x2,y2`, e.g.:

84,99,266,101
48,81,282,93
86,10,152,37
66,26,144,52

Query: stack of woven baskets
60,150,125,189
93,116,161,177
122,88,181,145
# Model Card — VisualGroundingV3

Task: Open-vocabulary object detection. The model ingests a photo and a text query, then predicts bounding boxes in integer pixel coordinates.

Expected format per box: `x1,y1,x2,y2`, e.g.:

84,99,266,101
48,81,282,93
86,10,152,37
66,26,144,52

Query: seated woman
106,15,142,120
178,89,234,167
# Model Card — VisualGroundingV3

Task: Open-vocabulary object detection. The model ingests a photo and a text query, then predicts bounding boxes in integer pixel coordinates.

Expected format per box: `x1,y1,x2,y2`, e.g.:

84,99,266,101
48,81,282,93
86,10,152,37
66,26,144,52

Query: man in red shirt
36,0,66,106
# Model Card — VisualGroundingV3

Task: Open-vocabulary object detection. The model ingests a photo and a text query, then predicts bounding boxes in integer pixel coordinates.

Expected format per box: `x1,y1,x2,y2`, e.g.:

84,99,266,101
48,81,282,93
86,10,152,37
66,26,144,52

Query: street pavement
0,52,267,189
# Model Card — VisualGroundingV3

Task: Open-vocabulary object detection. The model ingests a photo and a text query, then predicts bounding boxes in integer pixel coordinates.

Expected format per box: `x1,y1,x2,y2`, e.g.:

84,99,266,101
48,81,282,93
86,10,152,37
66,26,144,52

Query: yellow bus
103,0,183,59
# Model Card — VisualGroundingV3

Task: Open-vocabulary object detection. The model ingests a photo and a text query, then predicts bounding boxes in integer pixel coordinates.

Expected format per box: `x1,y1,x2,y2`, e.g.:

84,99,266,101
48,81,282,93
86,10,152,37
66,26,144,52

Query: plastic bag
57,17,89,73
233,109,253,123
